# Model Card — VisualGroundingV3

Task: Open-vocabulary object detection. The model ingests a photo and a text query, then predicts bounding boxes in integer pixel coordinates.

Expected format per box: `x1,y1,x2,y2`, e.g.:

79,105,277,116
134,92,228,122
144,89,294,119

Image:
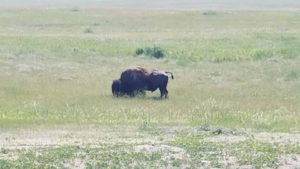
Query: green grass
0,55,299,131
0,145,172,169
0,10,300,61
0,5,299,168
0,9,299,131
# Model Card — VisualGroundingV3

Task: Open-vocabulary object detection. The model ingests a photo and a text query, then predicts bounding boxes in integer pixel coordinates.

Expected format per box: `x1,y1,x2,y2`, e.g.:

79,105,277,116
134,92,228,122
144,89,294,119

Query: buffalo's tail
165,72,174,79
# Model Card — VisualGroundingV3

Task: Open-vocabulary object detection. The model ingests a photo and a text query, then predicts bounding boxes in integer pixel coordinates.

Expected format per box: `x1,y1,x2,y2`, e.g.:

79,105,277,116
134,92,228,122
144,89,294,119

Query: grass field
0,1,300,168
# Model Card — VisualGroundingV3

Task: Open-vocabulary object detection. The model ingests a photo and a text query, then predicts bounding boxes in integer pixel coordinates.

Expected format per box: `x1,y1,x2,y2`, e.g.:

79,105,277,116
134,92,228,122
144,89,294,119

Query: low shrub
135,46,165,59
135,48,144,55
203,11,217,16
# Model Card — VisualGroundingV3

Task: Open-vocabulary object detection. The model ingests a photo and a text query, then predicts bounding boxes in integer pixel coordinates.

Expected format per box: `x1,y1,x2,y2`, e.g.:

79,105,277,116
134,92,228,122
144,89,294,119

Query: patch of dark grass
202,11,217,16
0,160,14,169
171,158,183,167
135,46,165,59
252,50,273,60
135,48,144,55
83,145,163,168
14,145,80,168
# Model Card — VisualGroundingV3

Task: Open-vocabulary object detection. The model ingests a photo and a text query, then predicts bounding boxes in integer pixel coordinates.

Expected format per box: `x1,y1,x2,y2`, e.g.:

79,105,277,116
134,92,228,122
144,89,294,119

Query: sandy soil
0,126,176,149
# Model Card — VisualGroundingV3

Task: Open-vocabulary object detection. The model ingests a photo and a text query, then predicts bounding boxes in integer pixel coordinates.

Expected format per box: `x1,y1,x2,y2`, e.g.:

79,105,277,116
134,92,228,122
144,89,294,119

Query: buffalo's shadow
112,93,168,101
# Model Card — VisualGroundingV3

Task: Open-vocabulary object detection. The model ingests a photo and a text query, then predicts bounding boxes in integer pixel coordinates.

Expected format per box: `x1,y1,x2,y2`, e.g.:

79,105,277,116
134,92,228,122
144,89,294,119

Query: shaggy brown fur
112,66,174,98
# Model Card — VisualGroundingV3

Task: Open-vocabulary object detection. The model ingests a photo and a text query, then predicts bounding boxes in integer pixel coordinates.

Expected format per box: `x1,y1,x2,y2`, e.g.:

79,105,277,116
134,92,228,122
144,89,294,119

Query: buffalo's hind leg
164,89,168,98
159,87,168,99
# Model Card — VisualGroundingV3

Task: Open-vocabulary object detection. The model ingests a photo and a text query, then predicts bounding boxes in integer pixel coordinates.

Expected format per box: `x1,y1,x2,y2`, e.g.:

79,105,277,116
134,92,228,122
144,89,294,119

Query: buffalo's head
112,79,123,97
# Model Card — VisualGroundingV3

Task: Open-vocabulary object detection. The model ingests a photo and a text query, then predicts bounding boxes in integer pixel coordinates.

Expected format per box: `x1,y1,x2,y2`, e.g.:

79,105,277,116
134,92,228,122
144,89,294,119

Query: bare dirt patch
254,132,300,144
278,154,300,169
0,126,299,168
204,130,300,144
1,126,299,149
0,126,175,149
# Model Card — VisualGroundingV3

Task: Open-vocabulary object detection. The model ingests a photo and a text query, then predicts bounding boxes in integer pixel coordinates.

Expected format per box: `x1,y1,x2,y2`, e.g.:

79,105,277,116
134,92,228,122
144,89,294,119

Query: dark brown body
112,67,174,98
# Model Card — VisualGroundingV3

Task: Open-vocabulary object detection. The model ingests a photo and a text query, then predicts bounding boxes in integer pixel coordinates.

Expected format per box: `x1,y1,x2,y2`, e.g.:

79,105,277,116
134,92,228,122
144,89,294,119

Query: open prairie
0,1,300,168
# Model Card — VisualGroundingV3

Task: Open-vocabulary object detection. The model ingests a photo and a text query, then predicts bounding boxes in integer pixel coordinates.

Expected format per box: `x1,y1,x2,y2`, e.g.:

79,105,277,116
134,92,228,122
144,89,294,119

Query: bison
112,66,174,98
